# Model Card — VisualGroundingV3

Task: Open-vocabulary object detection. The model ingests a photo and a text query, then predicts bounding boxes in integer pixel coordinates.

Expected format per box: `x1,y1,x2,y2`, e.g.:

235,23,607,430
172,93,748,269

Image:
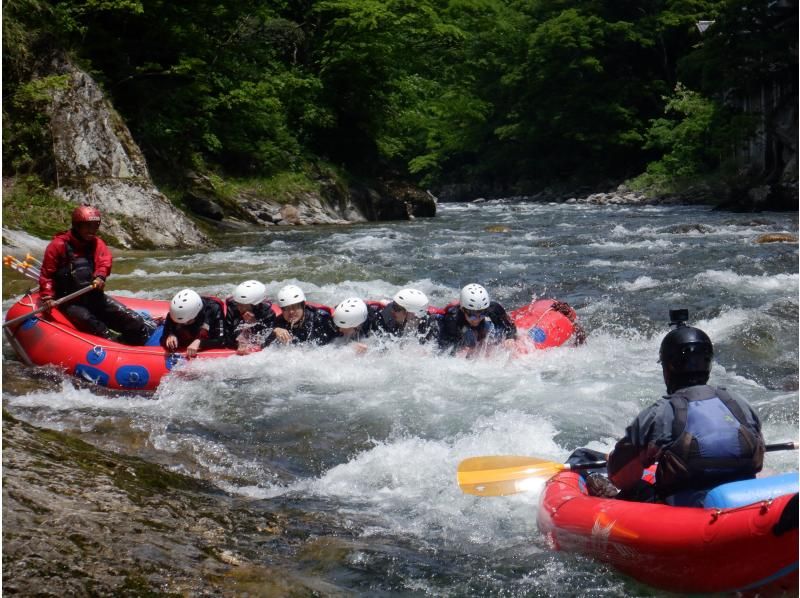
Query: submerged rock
754,233,798,244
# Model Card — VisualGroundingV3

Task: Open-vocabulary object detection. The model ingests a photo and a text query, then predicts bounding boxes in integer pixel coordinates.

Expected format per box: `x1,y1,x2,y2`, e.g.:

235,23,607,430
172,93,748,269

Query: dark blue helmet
659,311,713,393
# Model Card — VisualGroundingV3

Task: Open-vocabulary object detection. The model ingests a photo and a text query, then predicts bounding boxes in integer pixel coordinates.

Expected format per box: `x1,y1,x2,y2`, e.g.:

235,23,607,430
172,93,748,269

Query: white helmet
233,280,267,305
170,289,203,323
393,288,428,316
460,283,490,310
333,297,368,329
277,284,306,307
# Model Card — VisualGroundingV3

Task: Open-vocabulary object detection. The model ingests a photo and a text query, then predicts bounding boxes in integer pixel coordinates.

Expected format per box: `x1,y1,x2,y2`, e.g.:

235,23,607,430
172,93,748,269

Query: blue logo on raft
21,317,39,331
165,353,183,370
86,346,106,364
115,365,150,389
74,364,110,386
529,327,547,343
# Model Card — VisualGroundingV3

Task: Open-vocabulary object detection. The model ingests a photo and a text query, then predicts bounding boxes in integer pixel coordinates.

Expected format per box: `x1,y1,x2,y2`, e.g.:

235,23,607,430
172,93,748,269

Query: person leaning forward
370,288,440,344
437,283,517,356
38,204,155,345
224,280,276,354
162,289,226,358
605,310,765,506
263,285,336,347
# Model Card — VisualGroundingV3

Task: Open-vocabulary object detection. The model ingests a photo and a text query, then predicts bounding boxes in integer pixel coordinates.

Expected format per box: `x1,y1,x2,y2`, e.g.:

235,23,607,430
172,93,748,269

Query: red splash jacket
39,230,113,298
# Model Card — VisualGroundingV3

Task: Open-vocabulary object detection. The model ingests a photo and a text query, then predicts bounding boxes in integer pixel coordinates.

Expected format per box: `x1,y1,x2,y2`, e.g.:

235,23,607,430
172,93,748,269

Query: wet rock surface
2,412,352,596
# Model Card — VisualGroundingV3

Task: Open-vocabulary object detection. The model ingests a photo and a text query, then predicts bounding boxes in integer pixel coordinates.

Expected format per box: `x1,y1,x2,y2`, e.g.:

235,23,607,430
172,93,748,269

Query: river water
3,201,798,596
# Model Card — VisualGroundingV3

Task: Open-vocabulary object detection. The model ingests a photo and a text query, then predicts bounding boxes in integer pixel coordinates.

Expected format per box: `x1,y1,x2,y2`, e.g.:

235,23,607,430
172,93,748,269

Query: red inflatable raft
2,293,238,391
537,469,799,595
3,293,579,391
510,299,577,349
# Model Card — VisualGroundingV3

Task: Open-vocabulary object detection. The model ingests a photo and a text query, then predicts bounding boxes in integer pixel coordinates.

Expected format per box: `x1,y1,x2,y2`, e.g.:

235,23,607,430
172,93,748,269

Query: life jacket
163,296,226,349
371,303,401,335
224,298,276,347
268,305,335,346
54,241,96,296
439,302,516,350
656,385,765,496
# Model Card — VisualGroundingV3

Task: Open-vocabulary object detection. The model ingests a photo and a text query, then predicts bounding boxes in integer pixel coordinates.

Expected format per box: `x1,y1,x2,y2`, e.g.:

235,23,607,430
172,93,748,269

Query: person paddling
38,204,155,345
437,283,517,356
603,309,765,505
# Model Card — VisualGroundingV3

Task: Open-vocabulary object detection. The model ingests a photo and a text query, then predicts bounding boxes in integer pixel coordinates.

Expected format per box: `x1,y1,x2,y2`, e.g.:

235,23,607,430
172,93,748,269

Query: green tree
641,82,719,182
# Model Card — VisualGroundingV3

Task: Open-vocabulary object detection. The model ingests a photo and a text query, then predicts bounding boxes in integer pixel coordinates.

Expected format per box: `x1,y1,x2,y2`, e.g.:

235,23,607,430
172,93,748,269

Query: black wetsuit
437,302,516,354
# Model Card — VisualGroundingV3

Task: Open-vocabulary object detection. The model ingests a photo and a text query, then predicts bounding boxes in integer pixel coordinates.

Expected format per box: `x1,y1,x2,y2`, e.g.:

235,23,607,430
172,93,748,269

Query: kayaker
224,280,276,354
606,309,765,505
264,285,336,347
38,204,155,345
331,297,373,354
162,289,226,357
437,283,517,356
370,288,440,344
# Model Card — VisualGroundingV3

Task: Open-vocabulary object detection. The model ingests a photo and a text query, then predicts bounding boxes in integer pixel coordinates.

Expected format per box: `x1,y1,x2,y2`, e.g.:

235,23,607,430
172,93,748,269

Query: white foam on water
587,259,642,268
616,276,662,291
588,238,684,250
695,270,799,294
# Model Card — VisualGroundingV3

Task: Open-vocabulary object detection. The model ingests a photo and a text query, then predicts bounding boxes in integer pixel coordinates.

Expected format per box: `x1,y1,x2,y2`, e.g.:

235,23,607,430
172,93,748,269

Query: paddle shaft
562,442,796,471
3,285,97,329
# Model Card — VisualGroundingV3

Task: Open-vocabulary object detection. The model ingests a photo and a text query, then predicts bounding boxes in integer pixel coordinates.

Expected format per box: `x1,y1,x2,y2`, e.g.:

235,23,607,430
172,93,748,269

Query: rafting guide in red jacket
38,205,155,345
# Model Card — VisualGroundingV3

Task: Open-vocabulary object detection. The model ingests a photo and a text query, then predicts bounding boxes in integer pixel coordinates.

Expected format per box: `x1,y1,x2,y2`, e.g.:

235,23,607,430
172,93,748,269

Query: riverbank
2,405,352,596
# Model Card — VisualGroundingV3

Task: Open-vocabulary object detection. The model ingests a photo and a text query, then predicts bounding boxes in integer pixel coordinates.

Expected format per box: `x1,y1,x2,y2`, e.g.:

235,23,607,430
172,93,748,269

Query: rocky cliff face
47,56,208,248
43,57,436,246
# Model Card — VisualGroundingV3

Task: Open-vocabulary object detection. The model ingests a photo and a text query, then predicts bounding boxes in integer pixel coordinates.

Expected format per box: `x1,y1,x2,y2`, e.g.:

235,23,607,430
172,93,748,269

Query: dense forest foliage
3,0,797,195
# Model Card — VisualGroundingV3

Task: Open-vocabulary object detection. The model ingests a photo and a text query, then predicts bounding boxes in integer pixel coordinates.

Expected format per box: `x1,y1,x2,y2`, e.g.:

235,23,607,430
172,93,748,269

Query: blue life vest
657,385,765,496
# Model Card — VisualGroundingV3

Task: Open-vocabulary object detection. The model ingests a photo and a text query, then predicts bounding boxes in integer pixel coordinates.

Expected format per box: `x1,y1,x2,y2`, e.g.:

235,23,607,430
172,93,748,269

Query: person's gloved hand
40,296,57,312
586,473,620,498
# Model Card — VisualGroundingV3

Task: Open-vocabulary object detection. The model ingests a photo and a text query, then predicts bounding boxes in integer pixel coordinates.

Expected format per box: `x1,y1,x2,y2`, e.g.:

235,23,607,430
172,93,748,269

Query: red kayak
3,293,580,391
537,469,799,595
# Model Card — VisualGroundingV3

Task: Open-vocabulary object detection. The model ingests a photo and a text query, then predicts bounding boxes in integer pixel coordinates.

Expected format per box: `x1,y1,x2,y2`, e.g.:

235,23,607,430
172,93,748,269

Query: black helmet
659,310,713,393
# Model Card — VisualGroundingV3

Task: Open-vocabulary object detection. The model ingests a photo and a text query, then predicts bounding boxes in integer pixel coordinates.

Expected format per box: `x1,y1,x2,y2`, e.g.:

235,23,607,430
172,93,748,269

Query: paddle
457,442,798,496
3,284,98,329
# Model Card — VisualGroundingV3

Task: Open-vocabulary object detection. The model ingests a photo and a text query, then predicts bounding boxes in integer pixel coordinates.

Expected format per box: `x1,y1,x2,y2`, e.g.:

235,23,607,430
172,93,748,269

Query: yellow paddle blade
457,456,569,496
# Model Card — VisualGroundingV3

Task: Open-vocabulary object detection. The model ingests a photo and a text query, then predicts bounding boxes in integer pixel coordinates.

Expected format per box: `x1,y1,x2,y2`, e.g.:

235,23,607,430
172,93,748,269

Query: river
3,201,798,596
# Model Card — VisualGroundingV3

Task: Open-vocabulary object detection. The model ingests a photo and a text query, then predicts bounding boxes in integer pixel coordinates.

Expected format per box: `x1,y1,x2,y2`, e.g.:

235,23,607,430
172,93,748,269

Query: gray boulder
47,56,207,248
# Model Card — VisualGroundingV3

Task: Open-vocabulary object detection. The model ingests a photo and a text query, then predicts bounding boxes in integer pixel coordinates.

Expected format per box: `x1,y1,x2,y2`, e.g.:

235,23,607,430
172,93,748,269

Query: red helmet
72,204,101,224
